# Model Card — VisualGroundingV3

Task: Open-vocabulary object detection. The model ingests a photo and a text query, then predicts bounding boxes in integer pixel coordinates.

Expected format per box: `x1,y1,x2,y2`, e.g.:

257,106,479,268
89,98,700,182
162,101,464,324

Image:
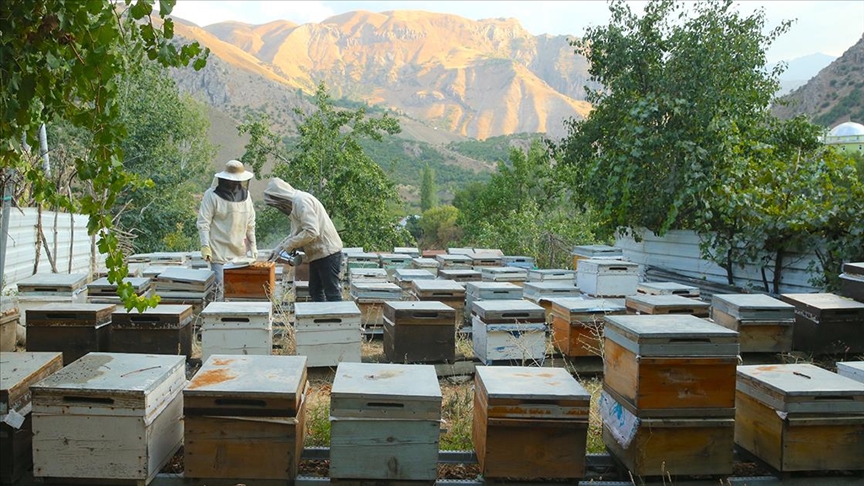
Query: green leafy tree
1,0,208,310
418,205,462,250
420,164,438,212
240,83,413,251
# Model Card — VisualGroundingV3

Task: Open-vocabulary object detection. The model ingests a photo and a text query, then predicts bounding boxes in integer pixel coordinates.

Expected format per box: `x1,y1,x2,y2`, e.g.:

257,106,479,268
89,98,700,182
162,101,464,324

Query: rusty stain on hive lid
188,368,237,389
365,370,402,380
211,358,235,366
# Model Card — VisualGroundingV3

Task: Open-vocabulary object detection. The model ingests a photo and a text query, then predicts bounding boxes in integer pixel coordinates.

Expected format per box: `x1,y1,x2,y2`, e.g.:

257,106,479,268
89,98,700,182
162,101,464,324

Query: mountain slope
769,52,836,96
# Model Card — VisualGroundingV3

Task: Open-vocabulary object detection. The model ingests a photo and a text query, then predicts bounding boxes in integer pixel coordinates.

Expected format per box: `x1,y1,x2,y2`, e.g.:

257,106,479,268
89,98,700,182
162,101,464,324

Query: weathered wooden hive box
378,253,413,273
31,353,185,484
411,257,440,271
26,303,115,365
473,366,590,479
1,308,18,352
86,276,152,304
411,279,466,325
603,314,739,415
294,301,362,367
393,268,436,290
837,361,864,384
471,300,547,365
0,351,63,484
710,294,795,353
637,281,700,298
549,297,627,357
465,281,523,327
184,355,308,480
480,266,528,285
350,281,402,327
570,244,623,270
437,268,481,282
224,262,276,300
200,301,273,362
522,281,582,320
153,267,216,305
346,252,381,270
625,294,710,317
329,362,442,482
383,301,456,363
110,304,194,359
527,268,576,282
394,247,421,258
502,255,535,270
468,252,503,269
16,273,89,327
577,259,639,298
779,292,864,354
840,262,864,302
735,363,864,472
294,280,310,303
447,247,474,256
348,267,388,285
435,253,473,270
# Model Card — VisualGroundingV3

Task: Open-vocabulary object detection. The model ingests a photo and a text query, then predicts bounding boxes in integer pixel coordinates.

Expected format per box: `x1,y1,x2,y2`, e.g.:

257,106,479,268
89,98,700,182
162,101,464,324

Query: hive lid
384,301,456,324
378,253,412,262
346,252,380,261
411,257,439,267
31,353,185,418
0,352,63,415
437,269,481,279
577,259,638,271
295,301,361,319
711,294,795,320
87,277,151,294
549,297,627,314
155,267,215,287
604,314,739,356
331,362,441,401
837,361,864,383
349,268,387,279
779,293,864,321
394,269,436,281
625,294,710,314
523,281,581,293
112,304,194,327
472,299,545,322
436,254,473,264
637,282,700,296
466,281,522,293
412,279,465,292
16,273,88,293
201,301,272,317
737,364,864,414
185,355,307,416
571,244,622,257
25,303,116,326
477,366,588,401
843,262,864,276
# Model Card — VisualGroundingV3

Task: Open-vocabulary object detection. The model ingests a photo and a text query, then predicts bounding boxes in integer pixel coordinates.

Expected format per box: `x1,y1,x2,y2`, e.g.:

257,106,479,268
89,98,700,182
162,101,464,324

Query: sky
170,1,864,64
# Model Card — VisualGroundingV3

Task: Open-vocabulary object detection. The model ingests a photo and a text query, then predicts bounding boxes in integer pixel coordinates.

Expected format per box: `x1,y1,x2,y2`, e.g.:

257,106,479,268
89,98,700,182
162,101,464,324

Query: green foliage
240,83,414,252
418,205,462,250
420,164,438,212
1,0,208,310
447,133,542,163
813,88,864,127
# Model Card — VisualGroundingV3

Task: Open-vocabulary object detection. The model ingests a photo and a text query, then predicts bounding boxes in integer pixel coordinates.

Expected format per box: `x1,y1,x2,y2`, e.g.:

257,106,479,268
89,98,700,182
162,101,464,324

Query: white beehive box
329,362,441,481
527,269,576,282
472,300,547,365
393,247,421,258
411,257,440,270
481,266,528,284
522,281,582,304
294,302,362,367
393,268,436,289
348,267,388,285
31,353,185,484
577,259,639,297
637,281,700,298
15,273,89,327
837,361,864,384
346,252,381,269
200,301,273,361
436,253,473,269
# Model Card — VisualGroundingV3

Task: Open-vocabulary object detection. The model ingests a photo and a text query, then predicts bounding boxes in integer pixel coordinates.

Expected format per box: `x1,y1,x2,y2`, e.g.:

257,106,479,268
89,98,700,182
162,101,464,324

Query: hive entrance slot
63,396,114,405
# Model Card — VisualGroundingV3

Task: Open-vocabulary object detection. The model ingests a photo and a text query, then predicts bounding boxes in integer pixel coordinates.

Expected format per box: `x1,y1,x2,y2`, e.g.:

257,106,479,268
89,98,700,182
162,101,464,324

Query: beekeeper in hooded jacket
264,177,343,302
197,160,258,300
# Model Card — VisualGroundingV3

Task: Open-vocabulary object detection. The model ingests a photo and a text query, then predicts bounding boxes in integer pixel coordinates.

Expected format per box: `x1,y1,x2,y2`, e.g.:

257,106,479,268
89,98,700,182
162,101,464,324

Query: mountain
772,35,864,127
769,52,836,96
168,11,594,141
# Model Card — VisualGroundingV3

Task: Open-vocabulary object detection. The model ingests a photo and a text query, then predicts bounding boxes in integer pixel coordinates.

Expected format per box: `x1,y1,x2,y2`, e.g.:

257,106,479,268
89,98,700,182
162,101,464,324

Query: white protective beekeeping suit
263,178,342,262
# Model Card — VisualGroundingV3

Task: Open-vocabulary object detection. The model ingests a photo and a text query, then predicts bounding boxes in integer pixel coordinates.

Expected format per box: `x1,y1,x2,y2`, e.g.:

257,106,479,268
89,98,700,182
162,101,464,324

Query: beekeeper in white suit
264,177,343,302
197,160,258,301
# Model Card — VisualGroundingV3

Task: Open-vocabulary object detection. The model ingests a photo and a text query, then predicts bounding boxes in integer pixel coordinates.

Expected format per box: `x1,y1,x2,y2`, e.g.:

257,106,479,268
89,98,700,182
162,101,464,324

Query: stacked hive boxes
550,298,627,358
0,351,63,484
16,273,88,327
153,267,215,311
199,301,273,361
465,281,523,328
522,281,582,321
410,279,466,327
840,262,864,301
571,244,623,270
735,364,864,473
31,353,185,484
86,276,151,304
471,300,547,365
393,246,420,258
779,293,864,354
710,294,795,353
0,305,18,352
601,315,739,477
329,362,441,483
346,252,380,270
26,303,115,365
637,281,700,298
501,255,535,270
480,266,528,286
184,355,308,480
438,268,481,282
378,253,413,277
837,361,864,383
110,304,194,359
393,268,436,290
624,294,710,317
294,301,362,367
473,366,590,480
435,253,473,271
411,257,440,272
383,301,456,363
350,281,402,328
348,267,388,285
468,251,503,270
527,268,576,283
223,262,276,301
577,259,639,297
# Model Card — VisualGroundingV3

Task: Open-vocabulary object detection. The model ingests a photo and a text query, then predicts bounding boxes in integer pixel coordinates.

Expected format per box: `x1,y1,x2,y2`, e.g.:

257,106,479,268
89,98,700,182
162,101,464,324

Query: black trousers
309,251,343,302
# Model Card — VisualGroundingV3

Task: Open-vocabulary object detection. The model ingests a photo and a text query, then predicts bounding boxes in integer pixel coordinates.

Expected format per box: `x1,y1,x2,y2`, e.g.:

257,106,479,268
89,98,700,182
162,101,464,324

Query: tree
558,0,790,236
418,205,461,250
420,164,438,212
240,83,413,251
1,0,208,310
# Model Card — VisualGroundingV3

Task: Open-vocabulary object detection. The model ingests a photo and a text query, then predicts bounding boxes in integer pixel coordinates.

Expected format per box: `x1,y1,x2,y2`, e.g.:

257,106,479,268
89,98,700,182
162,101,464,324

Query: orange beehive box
223,262,276,300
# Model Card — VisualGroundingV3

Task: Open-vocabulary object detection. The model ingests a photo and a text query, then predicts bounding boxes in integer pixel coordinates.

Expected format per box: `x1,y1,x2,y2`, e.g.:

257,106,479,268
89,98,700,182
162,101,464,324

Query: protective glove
267,248,281,263
250,243,259,261
252,250,259,261
201,246,212,262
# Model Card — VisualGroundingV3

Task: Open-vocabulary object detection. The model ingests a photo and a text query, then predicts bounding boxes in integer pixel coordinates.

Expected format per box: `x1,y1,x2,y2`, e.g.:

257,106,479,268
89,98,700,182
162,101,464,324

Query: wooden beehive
393,268,436,290
480,266,528,285
411,257,440,271
378,252,413,270
522,282,582,320
841,262,864,302
603,314,739,416
223,262,276,300
184,355,308,480
0,352,63,484
471,300,547,365
837,361,864,384
577,259,639,297
637,281,700,298
0,310,18,352
350,281,401,327
200,301,272,361
294,301,362,367
383,301,456,363
549,297,627,357
735,364,864,472
779,293,864,354
346,252,381,269
437,268,481,282
501,255,535,270
410,279,466,326
570,244,622,270
625,294,710,317
26,303,115,365
16,273,89,328
473,366,590,479
527,268,576,282
329,362,441,482
393,247,421,258
348,267,388,285
710,294,795,353
465,282,523,326
601,391,734,478
86,277,152,304
110,304,194,359
31,353,185,483
435,253,473,270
